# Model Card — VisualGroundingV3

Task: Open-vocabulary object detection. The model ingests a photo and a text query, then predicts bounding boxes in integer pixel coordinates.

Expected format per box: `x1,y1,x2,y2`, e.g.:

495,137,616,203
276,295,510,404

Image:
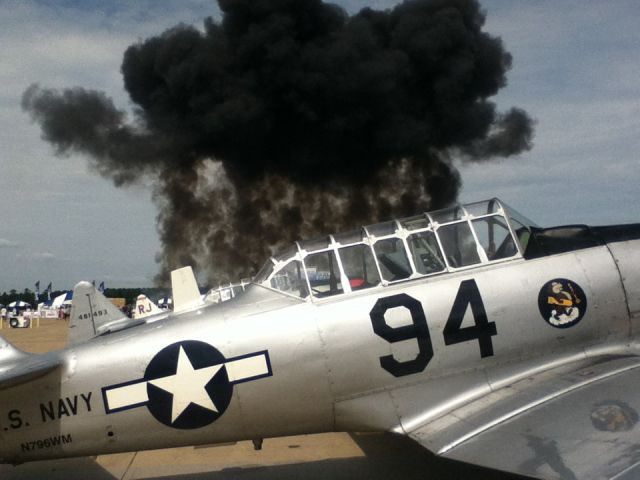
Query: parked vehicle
8,315,30,328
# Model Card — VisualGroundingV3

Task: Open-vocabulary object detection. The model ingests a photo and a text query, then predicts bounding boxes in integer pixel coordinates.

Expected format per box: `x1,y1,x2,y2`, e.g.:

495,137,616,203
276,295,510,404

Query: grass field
0,318,68,353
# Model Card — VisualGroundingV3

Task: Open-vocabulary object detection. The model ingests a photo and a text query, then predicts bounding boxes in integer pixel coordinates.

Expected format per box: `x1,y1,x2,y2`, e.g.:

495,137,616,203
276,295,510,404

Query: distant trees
0,289,36,306
104,288,168,306
0,287,169,307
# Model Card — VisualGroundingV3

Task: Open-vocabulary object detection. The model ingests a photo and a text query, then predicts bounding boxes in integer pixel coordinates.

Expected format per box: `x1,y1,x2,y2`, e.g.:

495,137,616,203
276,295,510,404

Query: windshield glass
254,259,275,284
305,250,343,297
254,198,532,300
339,244,381,290
269,259,308,298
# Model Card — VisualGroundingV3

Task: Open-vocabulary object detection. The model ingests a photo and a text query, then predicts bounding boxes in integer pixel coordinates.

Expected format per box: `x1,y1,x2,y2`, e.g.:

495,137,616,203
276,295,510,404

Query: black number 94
370,280,496,377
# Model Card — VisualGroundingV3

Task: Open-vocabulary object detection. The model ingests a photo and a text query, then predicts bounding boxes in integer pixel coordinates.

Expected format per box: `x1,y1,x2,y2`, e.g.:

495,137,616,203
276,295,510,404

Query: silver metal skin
0,198,638,480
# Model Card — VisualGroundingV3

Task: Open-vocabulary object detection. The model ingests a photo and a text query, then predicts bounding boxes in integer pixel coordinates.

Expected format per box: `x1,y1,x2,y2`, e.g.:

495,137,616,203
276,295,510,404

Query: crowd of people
0,304,70,323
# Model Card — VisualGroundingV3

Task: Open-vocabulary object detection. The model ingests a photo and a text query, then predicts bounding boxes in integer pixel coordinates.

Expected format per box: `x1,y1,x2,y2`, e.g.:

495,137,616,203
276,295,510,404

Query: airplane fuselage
1,234,638,464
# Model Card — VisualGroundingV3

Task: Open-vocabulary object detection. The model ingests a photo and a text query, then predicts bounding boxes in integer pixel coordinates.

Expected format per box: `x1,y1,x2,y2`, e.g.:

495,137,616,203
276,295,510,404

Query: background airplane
132,294,164,321
1,198,639,480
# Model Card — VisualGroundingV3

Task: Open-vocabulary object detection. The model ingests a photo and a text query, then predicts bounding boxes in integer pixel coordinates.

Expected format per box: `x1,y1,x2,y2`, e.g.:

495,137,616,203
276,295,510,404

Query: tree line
0,288,170,307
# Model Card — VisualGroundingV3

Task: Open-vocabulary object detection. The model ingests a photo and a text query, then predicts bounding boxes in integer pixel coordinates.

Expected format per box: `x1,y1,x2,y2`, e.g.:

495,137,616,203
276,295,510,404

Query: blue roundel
143,341,233,429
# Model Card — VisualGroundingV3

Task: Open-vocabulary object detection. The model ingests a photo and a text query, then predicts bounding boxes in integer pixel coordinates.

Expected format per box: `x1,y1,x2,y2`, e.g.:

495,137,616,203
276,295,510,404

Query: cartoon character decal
538,278,587,328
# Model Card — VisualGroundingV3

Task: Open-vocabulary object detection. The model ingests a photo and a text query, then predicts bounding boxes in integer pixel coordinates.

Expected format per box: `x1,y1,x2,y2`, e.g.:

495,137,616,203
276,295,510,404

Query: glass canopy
254,198,536,300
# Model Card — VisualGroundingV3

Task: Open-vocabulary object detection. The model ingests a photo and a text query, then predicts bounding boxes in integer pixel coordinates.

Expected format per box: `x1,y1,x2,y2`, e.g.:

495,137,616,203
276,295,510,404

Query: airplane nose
602,235,640,322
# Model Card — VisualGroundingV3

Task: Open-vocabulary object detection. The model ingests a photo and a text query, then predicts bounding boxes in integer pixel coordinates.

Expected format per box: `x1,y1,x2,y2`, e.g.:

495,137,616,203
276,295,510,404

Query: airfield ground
0,319,525,479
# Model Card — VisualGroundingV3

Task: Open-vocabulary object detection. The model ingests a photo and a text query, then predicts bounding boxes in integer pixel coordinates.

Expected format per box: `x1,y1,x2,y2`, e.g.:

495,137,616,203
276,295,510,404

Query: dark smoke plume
23,0,533,285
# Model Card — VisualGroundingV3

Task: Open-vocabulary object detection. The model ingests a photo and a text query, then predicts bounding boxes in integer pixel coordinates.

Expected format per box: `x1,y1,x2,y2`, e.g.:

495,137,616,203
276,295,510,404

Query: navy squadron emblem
102,341,272,429
538,278,587,329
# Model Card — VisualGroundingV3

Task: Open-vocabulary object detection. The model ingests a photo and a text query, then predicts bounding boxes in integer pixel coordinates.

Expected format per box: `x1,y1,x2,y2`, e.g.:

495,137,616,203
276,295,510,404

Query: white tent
8,300,31,308
52,291,73,308
37,301,59,318
158,297,173,309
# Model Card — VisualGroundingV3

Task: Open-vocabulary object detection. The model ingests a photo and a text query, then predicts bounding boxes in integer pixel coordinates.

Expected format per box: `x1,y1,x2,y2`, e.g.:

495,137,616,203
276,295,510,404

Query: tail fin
171,266,203,313
132,294,164,320
69,282,139,345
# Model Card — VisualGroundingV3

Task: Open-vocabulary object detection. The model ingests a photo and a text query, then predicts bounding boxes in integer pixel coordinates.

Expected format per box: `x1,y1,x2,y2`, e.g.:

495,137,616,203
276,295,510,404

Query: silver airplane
1,198,640,479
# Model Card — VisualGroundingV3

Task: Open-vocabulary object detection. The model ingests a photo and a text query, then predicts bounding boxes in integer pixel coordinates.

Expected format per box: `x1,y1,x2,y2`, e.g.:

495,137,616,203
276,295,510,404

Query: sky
1,0,639,293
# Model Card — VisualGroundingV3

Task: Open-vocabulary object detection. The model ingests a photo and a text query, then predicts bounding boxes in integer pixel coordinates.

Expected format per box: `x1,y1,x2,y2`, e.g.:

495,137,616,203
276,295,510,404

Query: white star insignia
149,346,222,423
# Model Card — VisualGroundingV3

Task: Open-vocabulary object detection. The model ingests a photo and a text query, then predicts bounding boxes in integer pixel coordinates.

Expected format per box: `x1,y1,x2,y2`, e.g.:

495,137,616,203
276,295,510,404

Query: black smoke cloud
23,0,533,285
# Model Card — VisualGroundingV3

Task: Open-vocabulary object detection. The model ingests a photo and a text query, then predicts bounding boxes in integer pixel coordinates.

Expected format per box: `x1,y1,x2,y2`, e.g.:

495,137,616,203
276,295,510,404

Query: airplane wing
0,336,61,389
405,355,640,480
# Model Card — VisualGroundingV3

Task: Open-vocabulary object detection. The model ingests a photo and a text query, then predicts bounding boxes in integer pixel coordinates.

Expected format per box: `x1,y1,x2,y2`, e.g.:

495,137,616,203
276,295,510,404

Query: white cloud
32,251,56,261
1,0,639,291
0,0,203,291
457,0,640,226
16,251,56,261
0,239,20,248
